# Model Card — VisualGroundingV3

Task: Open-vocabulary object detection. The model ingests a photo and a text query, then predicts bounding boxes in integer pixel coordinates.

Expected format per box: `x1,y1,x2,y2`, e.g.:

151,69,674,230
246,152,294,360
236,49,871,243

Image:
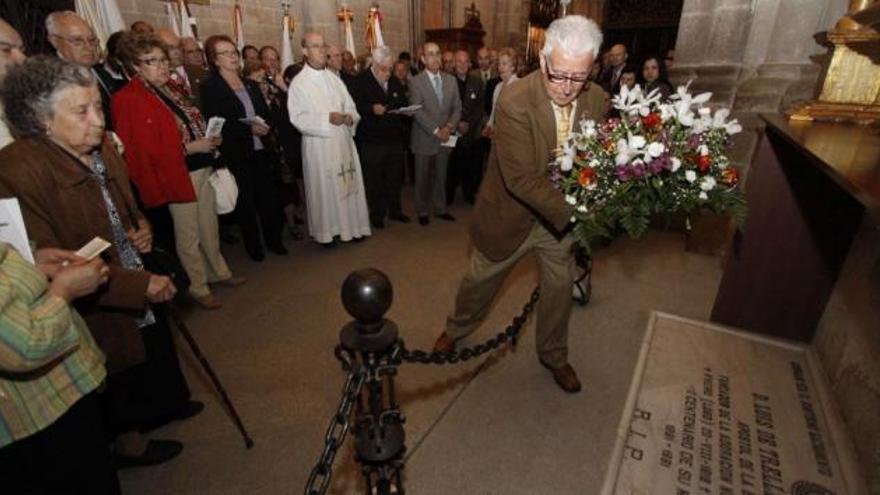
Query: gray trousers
413,149,451,217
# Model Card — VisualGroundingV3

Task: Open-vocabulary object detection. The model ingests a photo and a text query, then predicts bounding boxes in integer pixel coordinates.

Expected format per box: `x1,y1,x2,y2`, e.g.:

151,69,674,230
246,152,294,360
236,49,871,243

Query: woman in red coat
112,33,244,309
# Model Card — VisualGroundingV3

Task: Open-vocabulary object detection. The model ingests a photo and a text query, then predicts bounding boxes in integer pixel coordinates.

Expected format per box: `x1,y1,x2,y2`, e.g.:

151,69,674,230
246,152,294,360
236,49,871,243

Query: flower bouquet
550,82,747,252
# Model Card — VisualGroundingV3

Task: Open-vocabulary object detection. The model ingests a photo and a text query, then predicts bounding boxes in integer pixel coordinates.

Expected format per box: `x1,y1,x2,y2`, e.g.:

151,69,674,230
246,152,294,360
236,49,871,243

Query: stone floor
118,195,724,494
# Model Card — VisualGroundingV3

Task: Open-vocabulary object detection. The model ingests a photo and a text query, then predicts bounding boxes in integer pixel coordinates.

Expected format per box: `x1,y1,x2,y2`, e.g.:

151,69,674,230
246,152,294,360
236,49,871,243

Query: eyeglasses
139,56,170,67
544,56,588,85
216,50,240,58
0,40,26,56
52,34,99,48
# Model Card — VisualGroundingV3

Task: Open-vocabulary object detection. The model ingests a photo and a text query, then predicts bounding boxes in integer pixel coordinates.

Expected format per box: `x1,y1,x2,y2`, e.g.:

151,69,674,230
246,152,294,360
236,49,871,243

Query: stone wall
670,0,848,174
117,0,413,62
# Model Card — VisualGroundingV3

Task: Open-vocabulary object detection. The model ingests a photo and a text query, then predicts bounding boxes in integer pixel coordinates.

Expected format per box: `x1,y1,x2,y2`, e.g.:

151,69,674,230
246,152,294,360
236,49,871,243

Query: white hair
45,11,80,37
371,45,393,66
541,15,602,59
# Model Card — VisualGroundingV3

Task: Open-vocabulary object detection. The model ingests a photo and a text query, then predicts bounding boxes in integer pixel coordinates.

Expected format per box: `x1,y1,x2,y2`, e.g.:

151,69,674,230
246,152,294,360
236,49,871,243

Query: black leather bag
141,247,191,296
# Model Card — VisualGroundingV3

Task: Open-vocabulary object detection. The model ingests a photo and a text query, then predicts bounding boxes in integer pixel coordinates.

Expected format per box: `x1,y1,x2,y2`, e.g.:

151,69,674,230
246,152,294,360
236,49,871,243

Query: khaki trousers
446,222,576,368
168,168,232,297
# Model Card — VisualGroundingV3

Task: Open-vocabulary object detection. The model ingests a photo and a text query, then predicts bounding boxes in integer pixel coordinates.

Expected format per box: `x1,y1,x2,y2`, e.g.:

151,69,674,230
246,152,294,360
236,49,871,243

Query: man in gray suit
409,42,462,225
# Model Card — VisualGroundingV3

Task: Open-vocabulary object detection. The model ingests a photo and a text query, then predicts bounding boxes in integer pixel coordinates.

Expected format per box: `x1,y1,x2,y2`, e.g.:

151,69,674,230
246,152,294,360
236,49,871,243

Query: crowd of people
0,9,671,493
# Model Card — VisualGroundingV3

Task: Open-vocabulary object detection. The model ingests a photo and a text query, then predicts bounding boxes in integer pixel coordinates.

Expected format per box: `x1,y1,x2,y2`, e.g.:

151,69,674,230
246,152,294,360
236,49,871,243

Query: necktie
432,74,443,103
556,103,572,147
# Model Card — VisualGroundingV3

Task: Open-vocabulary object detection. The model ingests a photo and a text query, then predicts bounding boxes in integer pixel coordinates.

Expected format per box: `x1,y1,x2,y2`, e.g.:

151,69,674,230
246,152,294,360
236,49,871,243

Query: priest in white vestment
288,32,371,244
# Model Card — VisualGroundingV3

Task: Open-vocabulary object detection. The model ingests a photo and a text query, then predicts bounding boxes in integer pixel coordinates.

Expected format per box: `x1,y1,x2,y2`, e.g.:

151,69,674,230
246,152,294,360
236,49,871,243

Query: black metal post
339,269,406,494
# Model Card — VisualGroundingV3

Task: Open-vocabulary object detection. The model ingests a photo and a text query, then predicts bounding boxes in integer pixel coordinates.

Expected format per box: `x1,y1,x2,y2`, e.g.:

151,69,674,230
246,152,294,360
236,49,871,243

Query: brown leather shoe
539,360,582,393
214,276,246,287
193,294,222,310
432,332,456,354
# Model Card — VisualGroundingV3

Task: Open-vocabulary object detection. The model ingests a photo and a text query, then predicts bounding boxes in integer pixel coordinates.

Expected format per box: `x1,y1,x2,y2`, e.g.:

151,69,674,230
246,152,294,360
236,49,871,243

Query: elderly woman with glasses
0,55,201,467
200,35,286,261
111,32,245,310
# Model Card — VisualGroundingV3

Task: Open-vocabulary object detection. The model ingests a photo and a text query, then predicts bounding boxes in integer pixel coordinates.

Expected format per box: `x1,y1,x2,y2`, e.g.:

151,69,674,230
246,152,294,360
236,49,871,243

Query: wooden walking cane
166,305,255,449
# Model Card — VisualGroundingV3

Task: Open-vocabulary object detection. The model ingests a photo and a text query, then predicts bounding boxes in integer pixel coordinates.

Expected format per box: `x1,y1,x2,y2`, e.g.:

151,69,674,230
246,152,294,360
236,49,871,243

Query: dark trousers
144,205,177,255
0,392,121,495
230,149,285,257
360,141,405,223
103,306,191,435
447,139,483,204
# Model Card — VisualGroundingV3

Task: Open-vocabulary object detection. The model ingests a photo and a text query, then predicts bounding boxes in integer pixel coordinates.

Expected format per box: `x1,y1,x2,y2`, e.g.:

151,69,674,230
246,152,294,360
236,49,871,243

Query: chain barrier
304,363,366,495
304,285,540,494
394,286,540,365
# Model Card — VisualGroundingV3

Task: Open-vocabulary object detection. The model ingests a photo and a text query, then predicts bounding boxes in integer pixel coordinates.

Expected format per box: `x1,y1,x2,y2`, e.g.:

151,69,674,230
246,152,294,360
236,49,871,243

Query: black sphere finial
341,268,393,325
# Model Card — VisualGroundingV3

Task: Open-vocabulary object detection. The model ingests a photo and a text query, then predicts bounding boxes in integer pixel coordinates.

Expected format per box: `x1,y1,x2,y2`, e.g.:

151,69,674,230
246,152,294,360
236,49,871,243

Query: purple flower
649,153,672,173
631,163,647,178
687,134,702,148
616,165,631,181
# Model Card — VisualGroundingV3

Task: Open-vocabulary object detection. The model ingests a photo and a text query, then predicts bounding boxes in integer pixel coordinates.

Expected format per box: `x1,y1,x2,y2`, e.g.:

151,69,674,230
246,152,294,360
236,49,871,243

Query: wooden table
711,114,880,342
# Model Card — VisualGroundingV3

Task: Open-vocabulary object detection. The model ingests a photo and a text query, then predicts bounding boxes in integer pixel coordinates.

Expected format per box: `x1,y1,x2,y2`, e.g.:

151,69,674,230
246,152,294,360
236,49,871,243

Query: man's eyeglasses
544,56,588,85
0,41,26,56
52,34,99,48
139,56,170,67
216,50,240,58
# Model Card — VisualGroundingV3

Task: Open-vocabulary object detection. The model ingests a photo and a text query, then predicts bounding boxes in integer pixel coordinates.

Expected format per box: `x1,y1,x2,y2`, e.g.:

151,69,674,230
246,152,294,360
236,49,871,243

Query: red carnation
641,112,661,128
721,167,739,186
578,167,597,187
697,155,712,172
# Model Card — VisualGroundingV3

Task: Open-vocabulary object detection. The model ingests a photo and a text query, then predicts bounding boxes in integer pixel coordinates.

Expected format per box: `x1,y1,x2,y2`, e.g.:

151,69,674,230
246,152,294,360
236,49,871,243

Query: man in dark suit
597,43,628,94
350,45,411,229
408,42,461,225
433,15,609,394
181,36,209,104
447,49,484,205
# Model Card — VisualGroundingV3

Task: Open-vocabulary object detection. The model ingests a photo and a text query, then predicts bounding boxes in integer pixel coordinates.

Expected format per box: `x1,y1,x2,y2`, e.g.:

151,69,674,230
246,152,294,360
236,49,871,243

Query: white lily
580,119,597,138
699,191,708,200
558,142,575,171
647,142,665,158
685,170,697,183
700,176,717,191
615,134,646,165
671,157,682,172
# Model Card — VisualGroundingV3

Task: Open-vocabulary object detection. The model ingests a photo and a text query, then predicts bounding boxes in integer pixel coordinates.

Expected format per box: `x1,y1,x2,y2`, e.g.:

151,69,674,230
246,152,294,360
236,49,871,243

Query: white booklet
0,198,34,263
388,104,422,115
238,115,269,128
441,134,459,148
205,116,225,138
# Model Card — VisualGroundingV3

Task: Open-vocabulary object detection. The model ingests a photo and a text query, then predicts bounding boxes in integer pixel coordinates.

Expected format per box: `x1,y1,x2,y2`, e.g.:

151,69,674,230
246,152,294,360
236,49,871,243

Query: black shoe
320,240,338,248
269,244,288,255
437,213,456,222
247,248,265,262
175,400,205,421
371,219,385,229
389,213,411,223
114,440,183,468
418,216,429,226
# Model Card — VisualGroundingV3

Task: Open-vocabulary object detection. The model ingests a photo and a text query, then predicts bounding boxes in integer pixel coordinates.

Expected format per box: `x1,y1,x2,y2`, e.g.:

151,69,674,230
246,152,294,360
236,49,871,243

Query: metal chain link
395,286,540,365
304,365,366,495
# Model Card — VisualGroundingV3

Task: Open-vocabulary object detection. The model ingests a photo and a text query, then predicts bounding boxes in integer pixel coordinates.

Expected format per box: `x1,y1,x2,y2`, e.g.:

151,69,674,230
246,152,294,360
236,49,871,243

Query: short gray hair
371,45,393,66
0,56,96,137
45,10,79,37
541,15,602,59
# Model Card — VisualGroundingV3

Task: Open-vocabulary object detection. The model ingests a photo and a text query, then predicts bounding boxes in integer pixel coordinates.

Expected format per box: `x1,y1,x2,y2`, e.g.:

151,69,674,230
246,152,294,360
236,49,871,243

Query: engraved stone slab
602,312,868,495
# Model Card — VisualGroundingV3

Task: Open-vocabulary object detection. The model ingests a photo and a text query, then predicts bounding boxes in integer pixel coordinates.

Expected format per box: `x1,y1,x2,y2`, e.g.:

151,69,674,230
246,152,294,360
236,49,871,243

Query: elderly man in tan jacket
433,15,608,393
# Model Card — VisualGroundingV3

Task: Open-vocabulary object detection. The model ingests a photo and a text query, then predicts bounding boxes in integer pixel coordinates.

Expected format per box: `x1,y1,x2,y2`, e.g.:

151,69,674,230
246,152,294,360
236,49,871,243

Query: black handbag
141,247,191,296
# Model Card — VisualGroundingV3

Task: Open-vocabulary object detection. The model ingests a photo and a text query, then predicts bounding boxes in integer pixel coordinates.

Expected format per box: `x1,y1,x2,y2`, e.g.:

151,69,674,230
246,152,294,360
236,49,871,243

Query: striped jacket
0,243,106,447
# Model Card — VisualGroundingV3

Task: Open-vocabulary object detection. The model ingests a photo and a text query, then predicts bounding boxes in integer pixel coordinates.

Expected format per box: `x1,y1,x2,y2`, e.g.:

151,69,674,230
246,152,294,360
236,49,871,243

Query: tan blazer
470,71,608,261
